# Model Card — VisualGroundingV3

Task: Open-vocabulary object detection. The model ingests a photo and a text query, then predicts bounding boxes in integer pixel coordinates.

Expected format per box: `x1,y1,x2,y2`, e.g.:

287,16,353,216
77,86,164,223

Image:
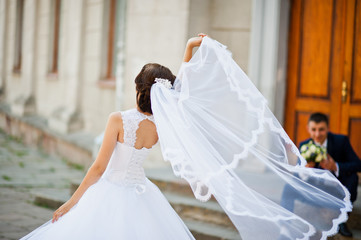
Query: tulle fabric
21,178,195,240
151,36,352,240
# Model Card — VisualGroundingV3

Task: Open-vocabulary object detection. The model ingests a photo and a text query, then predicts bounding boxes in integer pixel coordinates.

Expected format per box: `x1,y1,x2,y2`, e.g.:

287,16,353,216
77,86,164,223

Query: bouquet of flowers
300,140,327,164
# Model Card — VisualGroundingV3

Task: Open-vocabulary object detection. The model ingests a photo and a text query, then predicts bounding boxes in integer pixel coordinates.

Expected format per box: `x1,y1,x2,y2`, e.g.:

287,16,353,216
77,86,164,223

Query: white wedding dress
21,109,195,240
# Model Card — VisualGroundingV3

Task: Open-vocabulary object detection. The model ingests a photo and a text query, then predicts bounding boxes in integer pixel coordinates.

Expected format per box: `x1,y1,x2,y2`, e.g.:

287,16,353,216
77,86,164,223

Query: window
102,0,120,81
48,0,61,74
13,0,24,73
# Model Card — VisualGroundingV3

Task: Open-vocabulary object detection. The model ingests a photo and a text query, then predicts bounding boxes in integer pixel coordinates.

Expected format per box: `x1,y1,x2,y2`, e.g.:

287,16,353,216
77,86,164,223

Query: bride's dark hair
135,63,176,114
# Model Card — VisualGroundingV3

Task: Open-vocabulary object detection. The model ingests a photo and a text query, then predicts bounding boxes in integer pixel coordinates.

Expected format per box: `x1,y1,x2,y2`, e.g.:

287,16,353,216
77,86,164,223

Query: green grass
6,134,23,144
38,150,49,158
6,146,28,157
0,130,23,148
62,157,85,171
2,175,12,181
15,150,27,157
18,161,25,168
33,201,53,209
1,141,10,149
68,162,84,171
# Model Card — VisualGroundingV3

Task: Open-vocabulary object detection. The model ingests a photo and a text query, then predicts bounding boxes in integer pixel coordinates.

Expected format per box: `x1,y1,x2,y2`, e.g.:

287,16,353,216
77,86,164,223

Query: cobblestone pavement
0,130,85,240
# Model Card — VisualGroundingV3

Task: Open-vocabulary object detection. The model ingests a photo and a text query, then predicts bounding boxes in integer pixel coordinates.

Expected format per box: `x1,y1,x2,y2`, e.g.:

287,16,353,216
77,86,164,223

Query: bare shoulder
107,112,123,129
108,111,122,120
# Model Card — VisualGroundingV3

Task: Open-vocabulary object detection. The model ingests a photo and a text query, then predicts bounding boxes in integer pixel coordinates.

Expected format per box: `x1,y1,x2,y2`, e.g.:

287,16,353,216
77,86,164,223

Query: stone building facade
0,0,288,166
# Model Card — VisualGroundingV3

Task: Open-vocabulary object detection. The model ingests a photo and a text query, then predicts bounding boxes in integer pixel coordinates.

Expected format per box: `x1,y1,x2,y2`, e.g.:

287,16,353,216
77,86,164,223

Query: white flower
315,154,323,163
321,146,327,153
155,78,172,89
309,145,316,153
300,145,307,152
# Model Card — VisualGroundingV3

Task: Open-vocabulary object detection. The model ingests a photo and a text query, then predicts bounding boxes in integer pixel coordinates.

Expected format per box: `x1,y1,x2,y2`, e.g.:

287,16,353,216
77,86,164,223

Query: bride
22,34,351,240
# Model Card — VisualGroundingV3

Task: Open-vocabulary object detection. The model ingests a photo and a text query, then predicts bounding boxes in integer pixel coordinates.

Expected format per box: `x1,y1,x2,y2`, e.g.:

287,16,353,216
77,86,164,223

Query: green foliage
2,175,12,181
15,150,27,157
62,157,85,171
34,201,52,209
18,161,25,168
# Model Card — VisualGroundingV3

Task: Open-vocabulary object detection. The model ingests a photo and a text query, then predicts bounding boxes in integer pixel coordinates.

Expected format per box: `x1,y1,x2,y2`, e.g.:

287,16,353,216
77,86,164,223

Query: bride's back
132,118,158,149
102,108,157,189
117,109,158,150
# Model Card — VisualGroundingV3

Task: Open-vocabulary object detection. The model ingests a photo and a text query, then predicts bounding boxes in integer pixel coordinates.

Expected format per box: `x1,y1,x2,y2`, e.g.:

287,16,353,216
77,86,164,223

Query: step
145,168,195,198
185,219,241,240
350,190,361,230
164,192,234,228
31,188,69,209
146,168,218,202
328,229,361,240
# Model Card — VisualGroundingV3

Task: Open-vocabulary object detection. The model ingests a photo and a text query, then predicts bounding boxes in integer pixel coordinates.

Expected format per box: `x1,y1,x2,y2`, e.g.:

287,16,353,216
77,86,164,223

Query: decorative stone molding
48,106,83,134
11,94,36,116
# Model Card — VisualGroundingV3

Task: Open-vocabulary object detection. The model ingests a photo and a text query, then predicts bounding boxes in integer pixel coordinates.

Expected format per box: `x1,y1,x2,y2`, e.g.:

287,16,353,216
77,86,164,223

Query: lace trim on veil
151,37,351,240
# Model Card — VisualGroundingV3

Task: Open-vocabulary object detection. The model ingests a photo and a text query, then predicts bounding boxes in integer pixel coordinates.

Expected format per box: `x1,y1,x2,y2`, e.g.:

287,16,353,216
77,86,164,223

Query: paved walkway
0,130,84,240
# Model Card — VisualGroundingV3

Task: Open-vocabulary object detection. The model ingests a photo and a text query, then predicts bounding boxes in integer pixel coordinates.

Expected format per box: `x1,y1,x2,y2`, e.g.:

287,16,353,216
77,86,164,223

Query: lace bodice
102,109,155,193
121,109,155,148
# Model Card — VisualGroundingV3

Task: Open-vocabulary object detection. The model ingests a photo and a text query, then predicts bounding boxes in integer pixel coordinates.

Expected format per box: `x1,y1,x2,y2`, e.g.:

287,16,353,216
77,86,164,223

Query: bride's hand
183,33,207,62
187,33,207,48
52,200,75,223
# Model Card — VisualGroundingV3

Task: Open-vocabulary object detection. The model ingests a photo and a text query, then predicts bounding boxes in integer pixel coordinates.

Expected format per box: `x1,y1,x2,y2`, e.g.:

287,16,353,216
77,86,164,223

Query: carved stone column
0,0,8,100
48,0,85,133
248,0,290,124
11,0,38,116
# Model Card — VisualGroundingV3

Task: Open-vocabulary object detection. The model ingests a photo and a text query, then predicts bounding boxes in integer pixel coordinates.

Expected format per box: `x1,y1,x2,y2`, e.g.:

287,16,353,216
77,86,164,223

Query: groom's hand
319,154,337,172
305,162,315,168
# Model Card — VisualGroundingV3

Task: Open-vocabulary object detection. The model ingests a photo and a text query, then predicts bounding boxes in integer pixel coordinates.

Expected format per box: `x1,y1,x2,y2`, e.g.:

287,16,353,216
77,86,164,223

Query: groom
299,112,361,237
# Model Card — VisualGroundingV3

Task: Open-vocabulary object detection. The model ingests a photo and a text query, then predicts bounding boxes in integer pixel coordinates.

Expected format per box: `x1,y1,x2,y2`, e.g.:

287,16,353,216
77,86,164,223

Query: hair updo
135,63,176,114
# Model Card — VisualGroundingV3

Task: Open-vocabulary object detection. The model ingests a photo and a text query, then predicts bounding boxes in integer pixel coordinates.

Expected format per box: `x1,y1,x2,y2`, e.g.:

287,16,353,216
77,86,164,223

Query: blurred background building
0,0,360,167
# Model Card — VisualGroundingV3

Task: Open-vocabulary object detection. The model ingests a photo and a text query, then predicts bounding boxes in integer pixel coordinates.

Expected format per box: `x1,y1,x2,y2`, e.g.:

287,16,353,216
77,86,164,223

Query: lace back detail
121,109,155,148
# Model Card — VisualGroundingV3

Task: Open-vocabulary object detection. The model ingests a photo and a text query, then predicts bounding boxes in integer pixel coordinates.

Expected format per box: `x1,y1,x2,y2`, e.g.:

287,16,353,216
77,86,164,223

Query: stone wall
122,0,191,110
0,0,254,167
188,0,252,72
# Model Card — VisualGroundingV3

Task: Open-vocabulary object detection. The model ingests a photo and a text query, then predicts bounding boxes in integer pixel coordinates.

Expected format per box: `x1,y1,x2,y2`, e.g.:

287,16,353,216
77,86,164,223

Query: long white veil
150,37,351,240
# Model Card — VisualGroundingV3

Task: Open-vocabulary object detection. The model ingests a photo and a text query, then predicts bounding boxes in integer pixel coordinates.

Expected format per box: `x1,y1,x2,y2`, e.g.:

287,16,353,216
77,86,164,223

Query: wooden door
341,0,361,158
285,0,361,158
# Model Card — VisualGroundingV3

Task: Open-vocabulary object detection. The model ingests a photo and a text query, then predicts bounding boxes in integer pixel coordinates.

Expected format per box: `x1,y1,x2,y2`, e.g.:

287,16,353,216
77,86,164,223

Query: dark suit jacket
299,132,361,202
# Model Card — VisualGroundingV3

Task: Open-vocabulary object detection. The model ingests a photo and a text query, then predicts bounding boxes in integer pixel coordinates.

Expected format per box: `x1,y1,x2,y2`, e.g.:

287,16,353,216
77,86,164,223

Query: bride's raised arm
182,33,207,62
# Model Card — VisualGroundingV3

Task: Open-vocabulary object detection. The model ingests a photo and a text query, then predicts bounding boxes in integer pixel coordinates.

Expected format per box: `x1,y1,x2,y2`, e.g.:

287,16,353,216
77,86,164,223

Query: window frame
48,0,61,75
13,0,24,74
